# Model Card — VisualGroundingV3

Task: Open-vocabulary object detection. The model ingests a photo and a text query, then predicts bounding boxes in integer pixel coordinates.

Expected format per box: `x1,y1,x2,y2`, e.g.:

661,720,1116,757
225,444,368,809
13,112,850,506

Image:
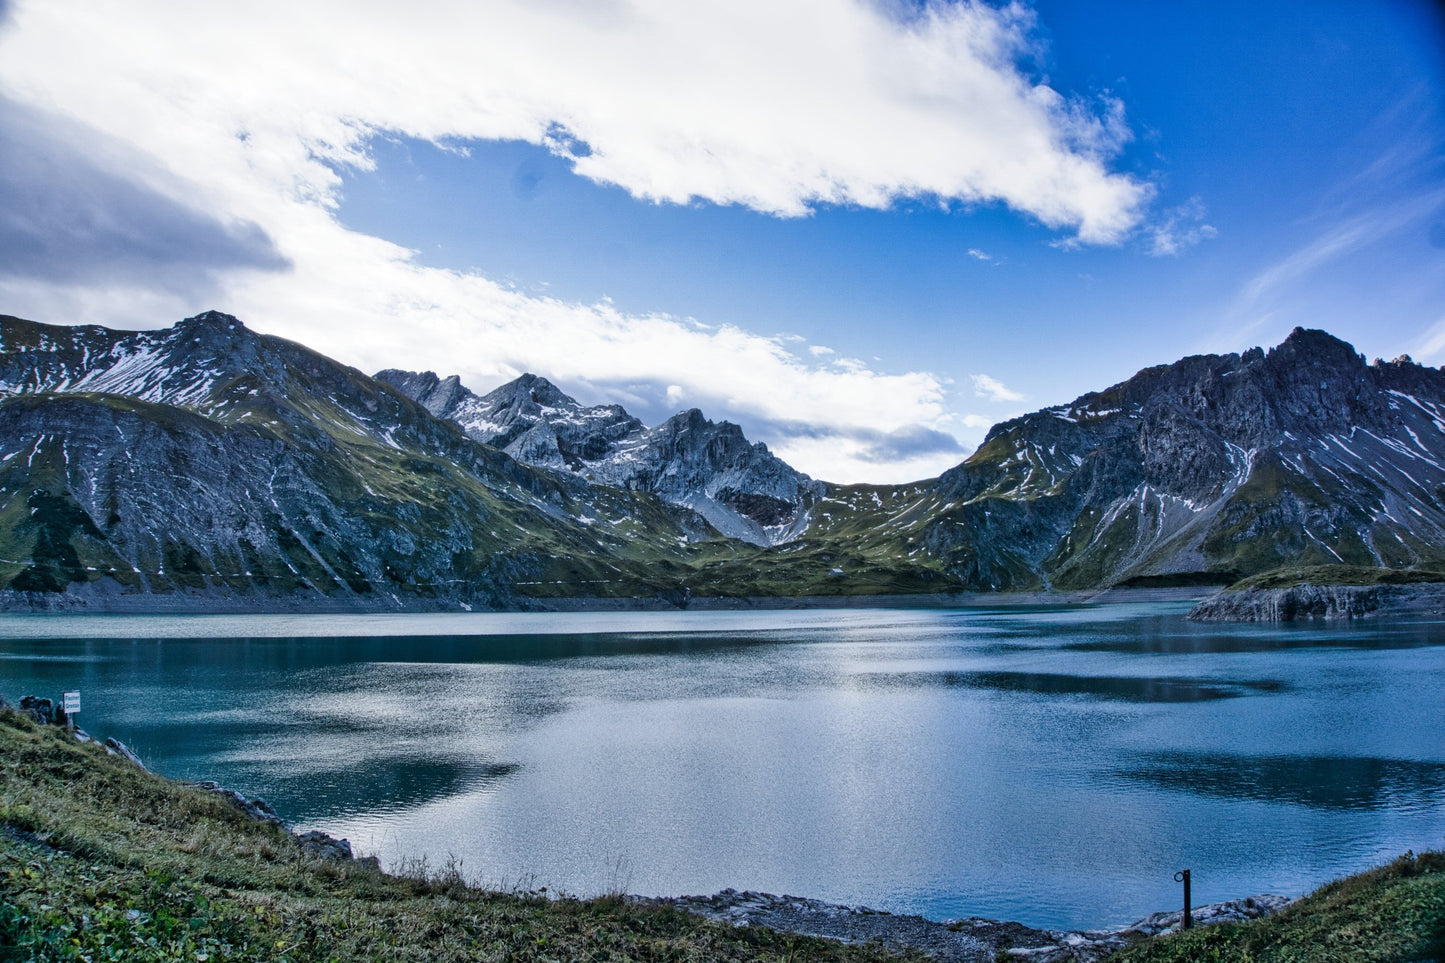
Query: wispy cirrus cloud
1408,315,1445,364
1194,92,1445,361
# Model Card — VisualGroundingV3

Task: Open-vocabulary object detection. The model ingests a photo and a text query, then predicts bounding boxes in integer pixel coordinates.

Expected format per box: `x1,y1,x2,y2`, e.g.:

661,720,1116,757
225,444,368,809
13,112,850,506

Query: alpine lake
1,601,1442,931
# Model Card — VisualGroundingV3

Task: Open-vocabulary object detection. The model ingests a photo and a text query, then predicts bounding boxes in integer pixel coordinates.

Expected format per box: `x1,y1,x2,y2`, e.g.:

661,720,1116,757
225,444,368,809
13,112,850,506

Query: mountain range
2,311,1443,610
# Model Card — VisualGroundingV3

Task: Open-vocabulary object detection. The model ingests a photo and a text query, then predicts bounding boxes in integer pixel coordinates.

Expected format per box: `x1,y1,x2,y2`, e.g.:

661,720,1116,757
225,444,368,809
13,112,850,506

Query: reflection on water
1121,752,1445,812
853,669,1285,702
0,602,1442,930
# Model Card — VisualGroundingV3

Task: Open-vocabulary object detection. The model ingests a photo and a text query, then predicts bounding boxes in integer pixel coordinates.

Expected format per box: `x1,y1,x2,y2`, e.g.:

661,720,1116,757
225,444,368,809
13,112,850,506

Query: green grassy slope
1105,851,1445,962
1226,565,1445,592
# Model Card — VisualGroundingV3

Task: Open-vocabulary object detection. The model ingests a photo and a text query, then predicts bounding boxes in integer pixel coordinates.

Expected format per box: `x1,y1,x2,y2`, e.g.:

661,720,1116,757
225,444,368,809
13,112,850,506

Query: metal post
1174,869,1192,929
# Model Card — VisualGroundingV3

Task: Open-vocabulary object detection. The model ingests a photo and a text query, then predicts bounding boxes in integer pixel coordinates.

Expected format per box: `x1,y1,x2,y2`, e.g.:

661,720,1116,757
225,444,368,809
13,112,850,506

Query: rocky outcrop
191,780,286,828
648,889,1292,962
1188,582,1445,621
294,829,356,862
18,695,54,725
188,782,372,865
377,369,823,545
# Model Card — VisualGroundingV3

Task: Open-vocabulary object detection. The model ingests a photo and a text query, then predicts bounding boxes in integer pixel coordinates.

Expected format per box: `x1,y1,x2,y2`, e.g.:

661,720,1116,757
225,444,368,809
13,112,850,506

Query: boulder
18,696,53,725
294,829,354,861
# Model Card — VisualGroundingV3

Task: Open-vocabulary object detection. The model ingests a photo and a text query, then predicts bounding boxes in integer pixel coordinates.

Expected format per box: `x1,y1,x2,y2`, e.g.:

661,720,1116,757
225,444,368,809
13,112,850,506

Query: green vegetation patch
0,709,918,962
1106,850,1445,963
1228,565,1445,592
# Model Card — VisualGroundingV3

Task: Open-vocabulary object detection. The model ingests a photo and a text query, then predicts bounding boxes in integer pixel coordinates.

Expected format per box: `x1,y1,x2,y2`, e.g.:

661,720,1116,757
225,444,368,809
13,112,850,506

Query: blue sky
0,1,1441,481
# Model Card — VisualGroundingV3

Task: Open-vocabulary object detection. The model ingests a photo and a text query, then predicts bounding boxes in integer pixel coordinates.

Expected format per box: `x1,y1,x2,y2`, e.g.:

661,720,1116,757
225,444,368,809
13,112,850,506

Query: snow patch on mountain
377,369,822,546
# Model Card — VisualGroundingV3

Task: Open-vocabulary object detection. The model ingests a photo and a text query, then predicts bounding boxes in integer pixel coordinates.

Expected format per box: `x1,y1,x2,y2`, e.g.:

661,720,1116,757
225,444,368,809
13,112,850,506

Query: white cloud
966,248,994,262
970,373,1023,403
0,0,1150,239
0,0,1147,481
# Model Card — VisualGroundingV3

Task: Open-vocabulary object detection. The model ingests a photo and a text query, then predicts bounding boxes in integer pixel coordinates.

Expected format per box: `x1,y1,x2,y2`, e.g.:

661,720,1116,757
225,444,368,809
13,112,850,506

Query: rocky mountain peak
178,310,246,332
480,373,580,414
380,369,820,544
1265,327,1367,371
376,369,469,418
168,311,255,354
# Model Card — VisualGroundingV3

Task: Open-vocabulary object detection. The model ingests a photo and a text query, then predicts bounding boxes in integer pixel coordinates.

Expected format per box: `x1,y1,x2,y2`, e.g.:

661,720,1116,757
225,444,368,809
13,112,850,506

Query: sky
0,0,1441,483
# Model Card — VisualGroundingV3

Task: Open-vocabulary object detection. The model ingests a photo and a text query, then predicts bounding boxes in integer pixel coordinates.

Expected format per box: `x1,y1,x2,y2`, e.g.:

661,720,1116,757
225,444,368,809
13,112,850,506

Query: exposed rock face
377,369,823,545
1187,582,1445,621
904,328,1445,590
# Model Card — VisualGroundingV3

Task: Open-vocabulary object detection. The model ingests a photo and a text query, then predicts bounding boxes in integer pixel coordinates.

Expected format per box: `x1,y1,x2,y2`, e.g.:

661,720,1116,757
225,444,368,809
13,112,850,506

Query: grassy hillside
1107,850,1445,962
0,708,916,962
1227,565,1445,592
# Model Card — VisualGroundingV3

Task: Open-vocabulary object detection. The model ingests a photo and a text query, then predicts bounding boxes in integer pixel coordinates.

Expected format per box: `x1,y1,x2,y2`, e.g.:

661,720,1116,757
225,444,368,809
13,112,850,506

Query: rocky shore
645,889,1291,962
0,583,1207,614
1187,582,1445,621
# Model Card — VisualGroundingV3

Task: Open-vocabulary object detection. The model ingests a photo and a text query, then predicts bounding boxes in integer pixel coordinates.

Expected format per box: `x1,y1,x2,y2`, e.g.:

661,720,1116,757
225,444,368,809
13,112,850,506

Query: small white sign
63,691,80,714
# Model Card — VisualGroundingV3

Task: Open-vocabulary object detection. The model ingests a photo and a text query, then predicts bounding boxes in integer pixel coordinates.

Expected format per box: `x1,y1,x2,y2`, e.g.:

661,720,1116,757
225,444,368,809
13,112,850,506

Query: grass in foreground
0,708,918,963
1106,850,1445,962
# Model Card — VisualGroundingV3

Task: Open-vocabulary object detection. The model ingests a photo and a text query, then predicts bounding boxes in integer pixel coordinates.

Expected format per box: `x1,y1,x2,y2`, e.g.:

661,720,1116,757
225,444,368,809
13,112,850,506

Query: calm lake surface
1,602,1442,930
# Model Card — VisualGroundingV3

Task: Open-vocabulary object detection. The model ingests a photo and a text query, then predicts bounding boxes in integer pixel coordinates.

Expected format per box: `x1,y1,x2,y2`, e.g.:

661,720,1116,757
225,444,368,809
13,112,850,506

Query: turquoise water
1,603,1442,929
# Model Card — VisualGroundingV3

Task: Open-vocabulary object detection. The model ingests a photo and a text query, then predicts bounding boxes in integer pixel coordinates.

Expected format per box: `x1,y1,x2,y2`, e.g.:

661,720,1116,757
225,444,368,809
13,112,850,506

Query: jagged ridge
376,368,823,546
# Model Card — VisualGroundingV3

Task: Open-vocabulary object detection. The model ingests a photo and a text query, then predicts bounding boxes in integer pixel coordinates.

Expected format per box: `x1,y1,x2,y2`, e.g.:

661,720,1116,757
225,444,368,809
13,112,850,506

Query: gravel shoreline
642,889,1293,962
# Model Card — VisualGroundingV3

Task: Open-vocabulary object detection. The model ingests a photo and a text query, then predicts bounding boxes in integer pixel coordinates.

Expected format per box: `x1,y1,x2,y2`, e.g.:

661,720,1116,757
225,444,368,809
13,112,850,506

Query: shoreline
0,584,1213,615
640,888,1292,962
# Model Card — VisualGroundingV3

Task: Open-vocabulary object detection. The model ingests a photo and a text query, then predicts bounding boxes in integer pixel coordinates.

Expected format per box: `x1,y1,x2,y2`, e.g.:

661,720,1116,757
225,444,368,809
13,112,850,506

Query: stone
102,737,148,771
190,780,286,829
293,829,355,861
